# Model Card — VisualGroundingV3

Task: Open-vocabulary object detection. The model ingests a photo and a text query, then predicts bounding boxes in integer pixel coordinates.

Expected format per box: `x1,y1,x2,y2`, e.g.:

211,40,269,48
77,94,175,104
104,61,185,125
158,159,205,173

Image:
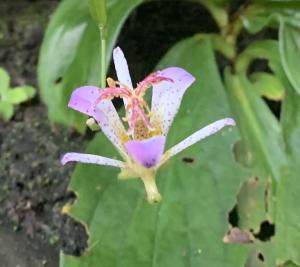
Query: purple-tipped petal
61,152,125,168
125,136,166,168
68,86,102,119
168,118,236,157
151,67,195,135
68,86,128,156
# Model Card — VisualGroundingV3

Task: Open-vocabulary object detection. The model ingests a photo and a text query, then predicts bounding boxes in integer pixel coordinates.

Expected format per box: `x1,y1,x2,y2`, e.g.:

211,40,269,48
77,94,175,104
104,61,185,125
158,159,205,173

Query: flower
61,47,235,204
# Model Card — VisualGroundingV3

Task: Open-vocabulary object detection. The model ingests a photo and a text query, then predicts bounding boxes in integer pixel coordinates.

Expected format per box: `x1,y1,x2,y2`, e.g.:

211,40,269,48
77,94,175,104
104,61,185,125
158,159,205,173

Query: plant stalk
99,26,107,88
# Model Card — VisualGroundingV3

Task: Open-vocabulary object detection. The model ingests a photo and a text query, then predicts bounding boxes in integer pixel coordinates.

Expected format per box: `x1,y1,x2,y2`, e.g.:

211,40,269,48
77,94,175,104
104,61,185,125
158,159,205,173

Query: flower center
95,72,173,140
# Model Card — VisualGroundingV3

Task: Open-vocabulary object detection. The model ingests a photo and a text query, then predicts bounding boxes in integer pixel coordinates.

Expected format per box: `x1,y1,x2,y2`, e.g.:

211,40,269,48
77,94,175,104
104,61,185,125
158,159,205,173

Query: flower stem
99,26,106,88
141,173,161,204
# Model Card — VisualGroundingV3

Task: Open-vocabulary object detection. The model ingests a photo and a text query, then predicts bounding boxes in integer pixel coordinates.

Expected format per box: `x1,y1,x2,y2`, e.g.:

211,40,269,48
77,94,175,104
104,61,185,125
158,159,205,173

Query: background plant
0,67,36,121
38,0,300,266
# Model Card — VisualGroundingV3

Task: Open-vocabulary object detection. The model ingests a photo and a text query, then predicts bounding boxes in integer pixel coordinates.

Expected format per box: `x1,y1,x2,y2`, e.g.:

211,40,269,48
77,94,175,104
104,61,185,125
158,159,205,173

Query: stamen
93,72,172,138
107,77,116,88
93,87,131,108
135,72,174,96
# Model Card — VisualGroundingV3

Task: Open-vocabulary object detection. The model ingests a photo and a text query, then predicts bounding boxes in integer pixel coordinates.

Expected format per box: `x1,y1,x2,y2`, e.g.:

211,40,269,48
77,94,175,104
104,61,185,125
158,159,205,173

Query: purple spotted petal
124,136,166,168
68,86,128,156
68,85,102,120
151,67,195,135
113,47,133,114
113,47,133,89
61,152,125,168
168,118,236,157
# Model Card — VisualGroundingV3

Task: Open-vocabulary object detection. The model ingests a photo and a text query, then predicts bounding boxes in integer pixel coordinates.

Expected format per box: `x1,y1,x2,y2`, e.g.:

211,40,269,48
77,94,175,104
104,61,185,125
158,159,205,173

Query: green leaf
236,40,284,78
0,67,10,93
240,4,300,34
60,38,250,266
5,86,36,104
249,72,285,100
0,102,14,121
237,177,270,233
279,21,300,95
233,139,253,168
38,0,143,132
244,242,275,267
197,33,235,59
276,82,300,265
255,0,300,9
283,261,299,267
88,0,107,27
240,6,276,34
224,71,286,181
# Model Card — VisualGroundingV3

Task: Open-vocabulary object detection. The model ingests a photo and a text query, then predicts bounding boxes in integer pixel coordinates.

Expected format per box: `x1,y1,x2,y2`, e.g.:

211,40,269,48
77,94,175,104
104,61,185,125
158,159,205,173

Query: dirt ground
0,1,212,266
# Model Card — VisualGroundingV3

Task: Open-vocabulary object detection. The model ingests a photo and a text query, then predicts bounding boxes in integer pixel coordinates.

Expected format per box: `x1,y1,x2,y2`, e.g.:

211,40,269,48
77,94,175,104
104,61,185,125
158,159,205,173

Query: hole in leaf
254,220,275,241
55,76,63,84
264,98,281,119
60,214,88,256
257,252,265,262
228,204,239,227
248,59,271,74
182,157,195,164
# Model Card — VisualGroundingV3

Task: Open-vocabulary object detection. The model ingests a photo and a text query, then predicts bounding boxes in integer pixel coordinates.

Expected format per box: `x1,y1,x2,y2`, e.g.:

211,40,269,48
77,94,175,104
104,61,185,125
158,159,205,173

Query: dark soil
0,0,260,266
0,1,88,266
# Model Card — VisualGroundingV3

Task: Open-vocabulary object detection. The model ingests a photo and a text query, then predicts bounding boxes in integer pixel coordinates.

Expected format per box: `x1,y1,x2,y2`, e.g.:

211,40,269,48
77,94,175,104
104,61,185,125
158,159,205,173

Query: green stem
99,26,106,88
141,173,161,204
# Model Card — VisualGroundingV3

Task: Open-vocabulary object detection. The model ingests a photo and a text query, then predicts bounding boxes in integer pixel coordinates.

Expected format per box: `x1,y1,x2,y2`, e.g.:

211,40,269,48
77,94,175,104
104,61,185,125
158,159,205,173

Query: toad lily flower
61,47,235,204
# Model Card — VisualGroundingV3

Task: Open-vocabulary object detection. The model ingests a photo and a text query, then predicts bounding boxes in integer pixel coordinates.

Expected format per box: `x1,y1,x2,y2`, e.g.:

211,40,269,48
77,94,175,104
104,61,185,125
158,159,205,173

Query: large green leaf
279,21,300,95
60,38,250,266
224,72,286,181
38,0,143,132
276,82,300,265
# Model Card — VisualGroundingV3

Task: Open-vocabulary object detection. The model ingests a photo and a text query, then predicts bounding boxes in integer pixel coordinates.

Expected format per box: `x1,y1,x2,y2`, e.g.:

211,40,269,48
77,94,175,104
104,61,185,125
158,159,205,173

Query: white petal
61,152,125,168
113,47,134,111
113,47,133,89
150,67,195,135
167,118,236,158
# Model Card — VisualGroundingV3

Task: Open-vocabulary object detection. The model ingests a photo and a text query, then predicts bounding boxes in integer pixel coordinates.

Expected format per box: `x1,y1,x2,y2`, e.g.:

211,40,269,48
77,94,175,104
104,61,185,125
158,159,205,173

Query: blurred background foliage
36,0,300,266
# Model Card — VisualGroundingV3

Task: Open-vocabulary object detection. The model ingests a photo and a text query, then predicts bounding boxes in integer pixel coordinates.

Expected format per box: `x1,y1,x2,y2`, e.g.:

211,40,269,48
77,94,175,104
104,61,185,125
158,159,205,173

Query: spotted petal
68,86,128,157
150,67,195,135
61,153,125,168
113,47,133,110
166,118,236,159
125,136,166,168
113,47,133,89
